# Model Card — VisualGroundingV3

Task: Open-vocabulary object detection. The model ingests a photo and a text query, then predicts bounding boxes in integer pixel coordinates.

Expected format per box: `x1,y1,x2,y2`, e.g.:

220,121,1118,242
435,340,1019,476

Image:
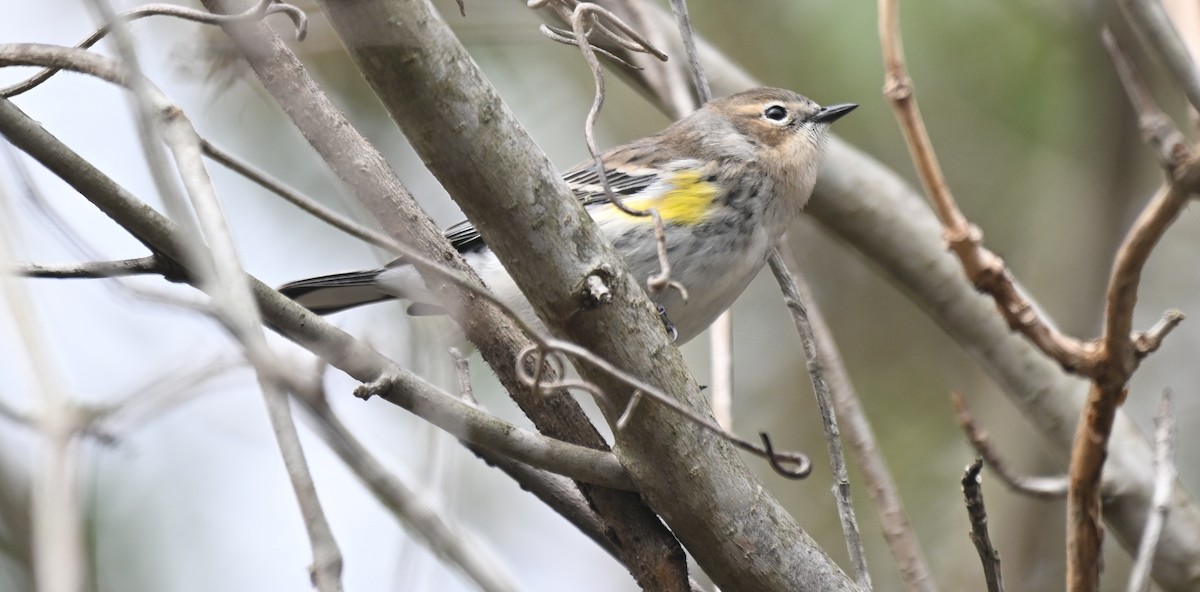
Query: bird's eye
763,105,788,122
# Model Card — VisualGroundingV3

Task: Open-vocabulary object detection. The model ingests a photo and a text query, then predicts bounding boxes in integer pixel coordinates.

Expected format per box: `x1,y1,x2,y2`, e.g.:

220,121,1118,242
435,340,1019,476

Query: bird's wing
440,161,664,254
563,161,663,208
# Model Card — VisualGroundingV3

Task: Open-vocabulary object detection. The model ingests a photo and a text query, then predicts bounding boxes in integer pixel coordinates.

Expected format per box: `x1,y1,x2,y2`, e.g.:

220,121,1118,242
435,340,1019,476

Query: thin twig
1067,14,1198,587
1102,183,1192,365
566,3,686,300
447,349,619,557
513,340,811,478
877,0,1095,374
1119,0,1200,115
1102,29,1190,174
962,459,1004,592
538,25,644,70
449,348,475,404
777,241,937,592
11,256,165,279
1133,310,1186,358
766,250,870,588
0,72,638,497
200,140,398,252
1,0,305,98
1127,390,1177,592
661,0,733,434
0,181,87,592
354,371,634,490
950,392,1067,499
666,0,711,104
77,6,343,585
709,311,734,430
293,365,523,592
537,0,696,116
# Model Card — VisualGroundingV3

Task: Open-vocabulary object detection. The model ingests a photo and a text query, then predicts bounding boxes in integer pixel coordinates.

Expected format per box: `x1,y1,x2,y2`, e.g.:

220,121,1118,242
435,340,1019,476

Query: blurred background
1,0,1197,590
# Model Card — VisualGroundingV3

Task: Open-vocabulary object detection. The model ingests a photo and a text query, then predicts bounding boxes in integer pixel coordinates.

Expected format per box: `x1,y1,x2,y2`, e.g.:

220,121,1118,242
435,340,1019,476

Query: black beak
809,103,857,124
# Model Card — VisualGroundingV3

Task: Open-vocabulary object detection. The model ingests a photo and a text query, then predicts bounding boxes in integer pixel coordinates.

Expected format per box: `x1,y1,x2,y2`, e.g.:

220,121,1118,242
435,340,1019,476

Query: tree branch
0,166,87,592
950,392,1068,499
199,1,690,587
12,256,166,279
962,460,1004,592
292,368,523,592
0,91,634,492
777,243,936,592
768,251,871,590
306,0,853,588
545,1,1200,588
1127,390,1177,592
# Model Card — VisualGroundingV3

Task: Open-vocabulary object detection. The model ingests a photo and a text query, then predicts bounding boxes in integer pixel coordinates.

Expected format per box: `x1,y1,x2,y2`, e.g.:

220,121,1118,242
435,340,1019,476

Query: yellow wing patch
615,170,719,225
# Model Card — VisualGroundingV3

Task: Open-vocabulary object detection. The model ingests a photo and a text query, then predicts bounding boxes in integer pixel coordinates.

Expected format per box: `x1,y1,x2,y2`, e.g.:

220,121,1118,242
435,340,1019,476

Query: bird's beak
810,103,858,124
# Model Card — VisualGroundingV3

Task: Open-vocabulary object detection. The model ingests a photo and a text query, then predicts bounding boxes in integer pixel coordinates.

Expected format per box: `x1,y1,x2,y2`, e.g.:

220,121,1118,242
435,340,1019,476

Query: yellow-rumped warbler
280,87,855,343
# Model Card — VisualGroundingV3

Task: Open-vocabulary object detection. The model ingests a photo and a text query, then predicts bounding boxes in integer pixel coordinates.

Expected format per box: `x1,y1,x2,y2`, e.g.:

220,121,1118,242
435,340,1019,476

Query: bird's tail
277,269,395,315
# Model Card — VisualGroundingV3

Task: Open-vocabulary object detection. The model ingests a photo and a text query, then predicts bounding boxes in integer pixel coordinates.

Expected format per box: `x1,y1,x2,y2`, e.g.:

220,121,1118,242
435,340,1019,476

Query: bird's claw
656,304,678,343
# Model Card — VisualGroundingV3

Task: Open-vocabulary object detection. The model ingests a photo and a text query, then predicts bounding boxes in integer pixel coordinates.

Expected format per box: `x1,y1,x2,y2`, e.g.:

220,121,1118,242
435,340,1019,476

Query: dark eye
763,105,788,121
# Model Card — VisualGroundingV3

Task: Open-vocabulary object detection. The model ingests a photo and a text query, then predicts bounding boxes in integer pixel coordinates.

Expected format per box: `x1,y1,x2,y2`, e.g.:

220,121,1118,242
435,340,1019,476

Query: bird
279,87,855,344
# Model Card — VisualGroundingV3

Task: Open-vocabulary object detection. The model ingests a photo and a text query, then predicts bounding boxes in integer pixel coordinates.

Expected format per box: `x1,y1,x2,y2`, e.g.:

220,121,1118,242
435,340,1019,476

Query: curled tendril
515,342,810,478
516,346,610,405
645,209,688,302
2,0,308,98
538,25,644,71
615,391,644,430
760,433,813,480
560,4,688,303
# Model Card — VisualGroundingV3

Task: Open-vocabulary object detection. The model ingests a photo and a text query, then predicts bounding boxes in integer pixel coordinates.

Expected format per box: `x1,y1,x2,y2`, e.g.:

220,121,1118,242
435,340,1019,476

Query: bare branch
564,1,1200,587
709,312,734,431
307,0,849,585
1103,183,1192,364
877,0,1095,374
0,166,87,592
1127,390,1177,592
1070,178,1193,589
950,392,1068,499
194,17,680,581
1102,29,1190,174
776,242,937,592
11,256,165,279
3,31,682,589
1,0,305,98
200,140,397,251
515,341,811,479
767,251,870,589
666,0,711,103
1119,0,1200,115
448,349,619,558
1134,310,1186,358
293,366,523,592
81,3,345,584
962,460,1004,592
538,24,645,71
